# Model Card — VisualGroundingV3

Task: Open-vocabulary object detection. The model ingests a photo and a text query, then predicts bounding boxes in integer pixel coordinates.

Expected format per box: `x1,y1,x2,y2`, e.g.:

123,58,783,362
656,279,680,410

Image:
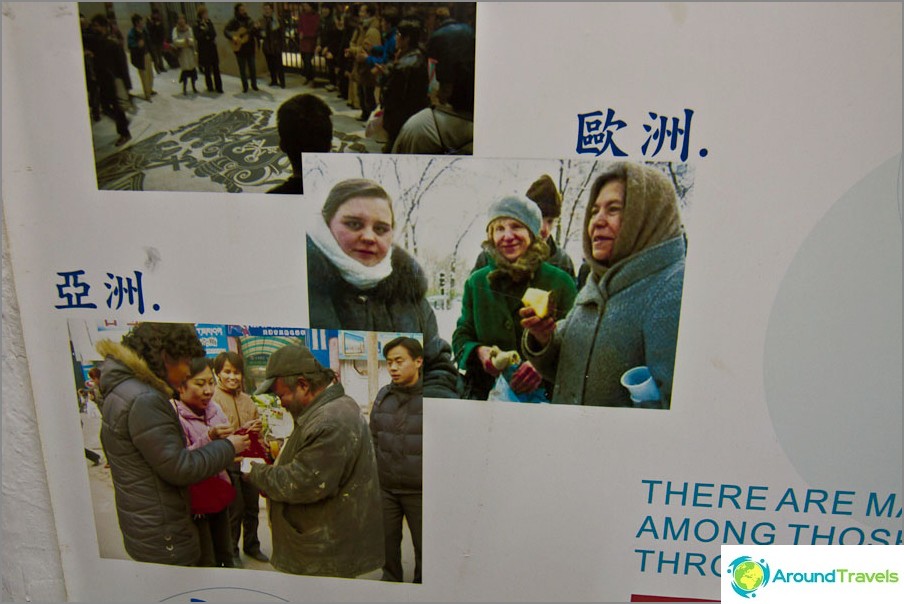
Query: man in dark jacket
85,14,132,147
98,323,249,566
224,3,259,92
369,337,424,583
245,344,384,578
146,8,167,73
379,18,429,153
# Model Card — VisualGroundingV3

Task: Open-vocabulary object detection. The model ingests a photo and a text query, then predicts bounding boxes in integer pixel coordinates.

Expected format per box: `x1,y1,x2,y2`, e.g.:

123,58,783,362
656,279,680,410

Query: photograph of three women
301,153,695,410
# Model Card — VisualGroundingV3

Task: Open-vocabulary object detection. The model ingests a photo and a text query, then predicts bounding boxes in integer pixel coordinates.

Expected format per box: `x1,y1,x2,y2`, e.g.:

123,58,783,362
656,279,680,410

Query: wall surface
2,214,68,602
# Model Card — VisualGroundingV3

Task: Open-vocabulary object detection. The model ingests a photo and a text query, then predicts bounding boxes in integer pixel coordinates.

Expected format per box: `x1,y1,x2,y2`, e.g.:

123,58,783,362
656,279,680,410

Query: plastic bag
486,365,549,404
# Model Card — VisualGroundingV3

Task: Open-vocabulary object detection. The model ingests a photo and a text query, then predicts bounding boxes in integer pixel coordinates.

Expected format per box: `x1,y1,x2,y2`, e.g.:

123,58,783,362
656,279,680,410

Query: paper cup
620,366,661,403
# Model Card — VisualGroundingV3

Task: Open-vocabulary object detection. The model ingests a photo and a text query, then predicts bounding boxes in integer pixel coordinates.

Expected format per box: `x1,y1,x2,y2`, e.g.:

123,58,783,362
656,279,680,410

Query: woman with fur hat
521,162,687,409
453,195,577,401
306,178,460,399
96,323,250,566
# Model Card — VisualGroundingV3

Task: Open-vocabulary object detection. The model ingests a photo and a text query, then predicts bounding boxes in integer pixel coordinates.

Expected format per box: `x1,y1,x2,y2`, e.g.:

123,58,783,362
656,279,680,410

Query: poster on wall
1,2,901,602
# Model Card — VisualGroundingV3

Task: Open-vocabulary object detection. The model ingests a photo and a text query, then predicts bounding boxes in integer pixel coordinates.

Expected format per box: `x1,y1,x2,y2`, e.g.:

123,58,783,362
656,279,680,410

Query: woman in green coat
452,195,577,400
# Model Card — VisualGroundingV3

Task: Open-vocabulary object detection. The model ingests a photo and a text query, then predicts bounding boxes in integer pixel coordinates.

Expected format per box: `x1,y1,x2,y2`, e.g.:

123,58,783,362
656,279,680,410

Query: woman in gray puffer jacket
98,323,249,566
522,162,687,409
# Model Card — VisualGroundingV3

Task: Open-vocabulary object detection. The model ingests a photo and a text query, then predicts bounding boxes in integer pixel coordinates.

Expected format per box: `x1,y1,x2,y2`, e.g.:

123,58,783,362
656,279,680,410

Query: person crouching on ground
241,344,384,578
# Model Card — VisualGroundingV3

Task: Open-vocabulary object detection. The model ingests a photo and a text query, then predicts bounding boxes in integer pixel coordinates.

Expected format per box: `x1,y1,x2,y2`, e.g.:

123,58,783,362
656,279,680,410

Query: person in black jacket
147,8,167,74
224,3,259,92
379,18,429,153
369,337,424,583
85,14,132,147
194,6,223,93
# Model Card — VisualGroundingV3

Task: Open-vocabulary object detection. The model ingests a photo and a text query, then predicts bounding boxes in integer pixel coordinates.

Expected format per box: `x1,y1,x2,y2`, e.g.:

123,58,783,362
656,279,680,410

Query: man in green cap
242,343,384,578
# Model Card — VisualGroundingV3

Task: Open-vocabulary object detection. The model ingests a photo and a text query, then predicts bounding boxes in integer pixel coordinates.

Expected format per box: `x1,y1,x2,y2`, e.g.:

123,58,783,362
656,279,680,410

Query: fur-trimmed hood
96,339,173,398
306,235,428,304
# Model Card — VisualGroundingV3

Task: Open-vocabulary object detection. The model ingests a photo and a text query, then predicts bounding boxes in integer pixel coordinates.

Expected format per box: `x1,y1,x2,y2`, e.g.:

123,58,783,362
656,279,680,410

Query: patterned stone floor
90,68,385,193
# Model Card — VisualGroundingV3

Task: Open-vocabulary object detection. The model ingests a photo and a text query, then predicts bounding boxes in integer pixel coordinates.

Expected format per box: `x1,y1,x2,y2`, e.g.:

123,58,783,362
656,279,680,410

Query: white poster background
2,2,901,602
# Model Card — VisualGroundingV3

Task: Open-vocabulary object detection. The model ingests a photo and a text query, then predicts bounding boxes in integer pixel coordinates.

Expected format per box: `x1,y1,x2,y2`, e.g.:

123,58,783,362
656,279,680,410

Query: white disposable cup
620,366,661,403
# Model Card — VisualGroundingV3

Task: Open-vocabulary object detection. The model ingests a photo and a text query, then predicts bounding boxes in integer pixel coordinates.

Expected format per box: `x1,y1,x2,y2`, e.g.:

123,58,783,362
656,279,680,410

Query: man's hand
240,457,265,476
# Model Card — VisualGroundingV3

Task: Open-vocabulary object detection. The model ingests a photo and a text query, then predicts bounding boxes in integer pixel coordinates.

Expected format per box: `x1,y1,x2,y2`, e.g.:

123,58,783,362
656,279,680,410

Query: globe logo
727,556,771,598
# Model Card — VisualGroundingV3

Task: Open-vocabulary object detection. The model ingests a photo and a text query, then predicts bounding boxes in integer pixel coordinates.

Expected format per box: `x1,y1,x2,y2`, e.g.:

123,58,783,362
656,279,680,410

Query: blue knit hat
486,195,542,238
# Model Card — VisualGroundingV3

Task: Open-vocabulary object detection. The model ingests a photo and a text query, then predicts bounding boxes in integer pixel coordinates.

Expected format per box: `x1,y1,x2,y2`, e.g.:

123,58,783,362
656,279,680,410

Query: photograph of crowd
69,319,425,582
301,155,696,410
79,2,477,192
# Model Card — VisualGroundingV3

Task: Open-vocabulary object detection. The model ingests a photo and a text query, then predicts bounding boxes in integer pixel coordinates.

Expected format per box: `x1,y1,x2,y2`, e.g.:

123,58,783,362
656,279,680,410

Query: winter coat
247,383,383,577
172,26,197,72
392,106,473,155
194,19,219,67
453,262,577,400
297,12,321,54
224,15,257,56
351,18,381,86
260,15,284,56
173,400,232,484
306,236,460,399
212,387,258,432
127,27,150,70
381,48,429,142
472,236,576,281
97,340,236,566
525,235,686,409
317,15,343,58
369,382,422,492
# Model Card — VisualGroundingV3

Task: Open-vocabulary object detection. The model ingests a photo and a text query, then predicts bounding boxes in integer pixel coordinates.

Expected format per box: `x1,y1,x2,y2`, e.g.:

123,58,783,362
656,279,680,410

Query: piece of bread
521,287,551,318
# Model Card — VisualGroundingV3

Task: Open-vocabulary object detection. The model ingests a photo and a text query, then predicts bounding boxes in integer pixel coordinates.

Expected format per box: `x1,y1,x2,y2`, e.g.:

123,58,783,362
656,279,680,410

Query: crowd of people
91,322,425,582
81,3,476,159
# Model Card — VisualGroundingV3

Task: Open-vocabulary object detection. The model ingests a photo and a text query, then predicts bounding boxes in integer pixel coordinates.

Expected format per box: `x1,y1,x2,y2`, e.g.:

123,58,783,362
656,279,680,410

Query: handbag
189,475,235,515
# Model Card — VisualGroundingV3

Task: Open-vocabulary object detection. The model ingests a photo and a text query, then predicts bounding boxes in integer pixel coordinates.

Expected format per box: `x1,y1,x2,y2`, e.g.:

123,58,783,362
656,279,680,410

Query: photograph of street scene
79,2,477,192
70,319,424,582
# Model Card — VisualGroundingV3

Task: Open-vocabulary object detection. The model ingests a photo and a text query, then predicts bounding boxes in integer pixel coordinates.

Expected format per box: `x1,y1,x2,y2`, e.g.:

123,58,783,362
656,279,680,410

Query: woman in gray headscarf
522,162,687,409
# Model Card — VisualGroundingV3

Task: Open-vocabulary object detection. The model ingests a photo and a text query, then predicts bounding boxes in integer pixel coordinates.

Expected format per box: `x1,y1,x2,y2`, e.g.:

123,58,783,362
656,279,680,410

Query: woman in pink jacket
172,358,239,567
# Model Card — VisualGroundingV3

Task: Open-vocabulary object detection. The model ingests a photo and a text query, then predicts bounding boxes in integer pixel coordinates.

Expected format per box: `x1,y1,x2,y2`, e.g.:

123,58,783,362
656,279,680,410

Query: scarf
483,238,550,287
308,216,393,290
583,162,684,281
